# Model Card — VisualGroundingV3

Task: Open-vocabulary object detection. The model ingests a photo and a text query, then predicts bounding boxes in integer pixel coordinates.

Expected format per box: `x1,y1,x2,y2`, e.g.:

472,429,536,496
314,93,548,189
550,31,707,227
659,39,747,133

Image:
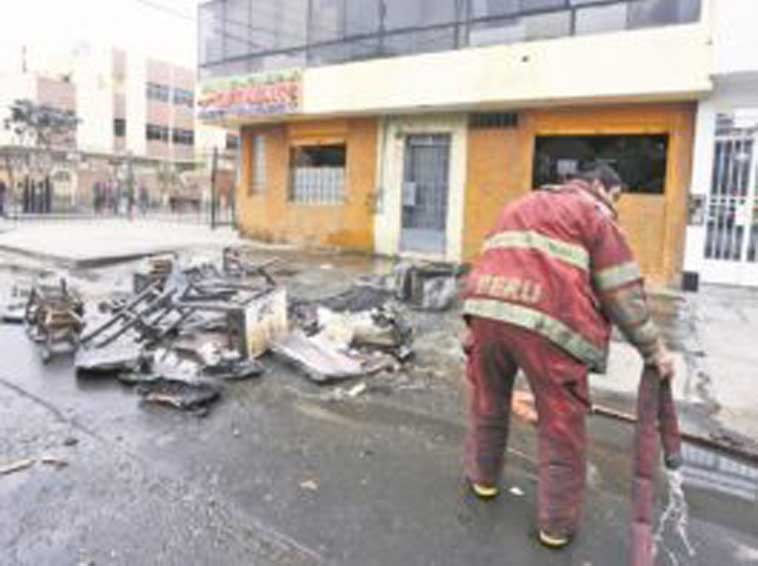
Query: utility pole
127,151,135,220
210,146,218,230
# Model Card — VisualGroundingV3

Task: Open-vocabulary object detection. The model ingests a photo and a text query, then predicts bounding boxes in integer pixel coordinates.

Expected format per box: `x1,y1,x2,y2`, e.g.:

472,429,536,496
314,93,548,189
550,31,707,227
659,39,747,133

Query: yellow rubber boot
539,530,571,549
471,483,499,500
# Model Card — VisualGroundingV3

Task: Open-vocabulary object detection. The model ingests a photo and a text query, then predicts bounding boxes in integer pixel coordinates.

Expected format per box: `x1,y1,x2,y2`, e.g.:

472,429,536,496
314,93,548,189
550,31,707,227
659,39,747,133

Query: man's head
577,163,624,202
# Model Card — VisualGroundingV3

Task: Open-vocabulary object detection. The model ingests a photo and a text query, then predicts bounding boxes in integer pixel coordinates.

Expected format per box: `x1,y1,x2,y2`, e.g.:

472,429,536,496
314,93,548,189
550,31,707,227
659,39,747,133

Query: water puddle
655,441,758,565
654,470,696,565
679,442,758,503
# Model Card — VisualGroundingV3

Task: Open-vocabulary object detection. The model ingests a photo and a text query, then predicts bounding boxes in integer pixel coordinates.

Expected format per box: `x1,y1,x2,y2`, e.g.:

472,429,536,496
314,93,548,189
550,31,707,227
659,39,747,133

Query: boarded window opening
533,134,669,195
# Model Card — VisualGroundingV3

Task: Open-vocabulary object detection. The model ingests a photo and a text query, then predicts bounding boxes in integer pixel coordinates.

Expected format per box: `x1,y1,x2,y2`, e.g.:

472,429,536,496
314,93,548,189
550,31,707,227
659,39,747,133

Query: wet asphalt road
2,250,758,566
2,321,758,566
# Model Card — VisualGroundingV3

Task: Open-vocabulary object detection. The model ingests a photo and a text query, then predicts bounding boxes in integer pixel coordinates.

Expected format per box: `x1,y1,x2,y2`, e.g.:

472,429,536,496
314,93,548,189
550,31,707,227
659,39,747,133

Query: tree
2,99,80,212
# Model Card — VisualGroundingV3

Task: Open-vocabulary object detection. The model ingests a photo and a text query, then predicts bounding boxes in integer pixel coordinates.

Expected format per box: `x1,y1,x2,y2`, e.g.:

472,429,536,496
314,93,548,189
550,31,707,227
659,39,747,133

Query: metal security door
401,134,451,255
701,124,758,286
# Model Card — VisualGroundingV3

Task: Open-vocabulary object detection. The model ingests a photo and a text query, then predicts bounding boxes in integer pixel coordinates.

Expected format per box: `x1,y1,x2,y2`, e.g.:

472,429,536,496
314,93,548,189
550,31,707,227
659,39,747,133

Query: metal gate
701,119,758,285
401,134,451,255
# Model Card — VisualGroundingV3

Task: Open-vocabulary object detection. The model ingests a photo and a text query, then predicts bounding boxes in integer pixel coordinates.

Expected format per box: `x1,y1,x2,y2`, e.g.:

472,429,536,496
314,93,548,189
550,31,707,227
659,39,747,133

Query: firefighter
462,163,674,549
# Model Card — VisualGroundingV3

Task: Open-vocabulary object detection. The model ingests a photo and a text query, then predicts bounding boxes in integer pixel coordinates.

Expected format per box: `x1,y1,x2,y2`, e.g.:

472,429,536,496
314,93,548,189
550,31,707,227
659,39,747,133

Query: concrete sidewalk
0,219,249,266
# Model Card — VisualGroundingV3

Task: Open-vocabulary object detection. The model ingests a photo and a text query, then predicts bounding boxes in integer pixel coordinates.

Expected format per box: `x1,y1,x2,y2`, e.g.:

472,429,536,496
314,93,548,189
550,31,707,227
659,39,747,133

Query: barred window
250,134,266,194
290,144,346,204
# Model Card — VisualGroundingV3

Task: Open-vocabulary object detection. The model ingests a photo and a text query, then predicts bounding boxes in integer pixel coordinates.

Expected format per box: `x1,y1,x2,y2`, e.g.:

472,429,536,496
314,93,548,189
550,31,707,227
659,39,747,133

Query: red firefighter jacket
464,180,655,373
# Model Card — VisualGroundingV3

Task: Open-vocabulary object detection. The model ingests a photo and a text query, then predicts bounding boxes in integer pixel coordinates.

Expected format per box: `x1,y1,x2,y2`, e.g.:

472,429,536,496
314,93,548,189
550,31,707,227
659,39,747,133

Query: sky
0,0,201,69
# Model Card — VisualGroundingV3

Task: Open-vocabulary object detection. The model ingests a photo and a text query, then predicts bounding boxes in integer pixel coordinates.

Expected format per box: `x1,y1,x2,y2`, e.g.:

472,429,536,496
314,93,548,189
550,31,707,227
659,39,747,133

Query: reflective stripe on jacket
463,180,641,373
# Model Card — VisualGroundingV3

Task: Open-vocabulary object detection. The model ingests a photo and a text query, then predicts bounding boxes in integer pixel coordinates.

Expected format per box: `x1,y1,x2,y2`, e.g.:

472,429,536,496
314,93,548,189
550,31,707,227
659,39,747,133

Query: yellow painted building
237,119,378,252
199,0,713,286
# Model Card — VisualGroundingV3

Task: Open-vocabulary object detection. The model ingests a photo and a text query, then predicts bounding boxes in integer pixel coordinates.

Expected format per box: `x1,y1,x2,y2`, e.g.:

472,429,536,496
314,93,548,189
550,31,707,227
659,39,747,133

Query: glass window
628,0,701,29
309,0,345,43
172,129,194,146
251,134,266,194
346,0,381,35
521,0,566,11
289,144,346,204
173,88,194,108
199,1,224,65
225,0,253,60
575,4,628,35
533,135,670,195
226,133,240,151
113,118,126,138
470,0,520,19
522,11,572,41
146,83,170,102
383,0,457,30
382,28,457,58
146,124,170,142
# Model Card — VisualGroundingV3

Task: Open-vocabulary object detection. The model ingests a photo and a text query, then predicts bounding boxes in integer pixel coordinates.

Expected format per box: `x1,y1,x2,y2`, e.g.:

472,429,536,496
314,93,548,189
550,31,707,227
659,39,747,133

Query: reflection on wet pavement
682,442,758,503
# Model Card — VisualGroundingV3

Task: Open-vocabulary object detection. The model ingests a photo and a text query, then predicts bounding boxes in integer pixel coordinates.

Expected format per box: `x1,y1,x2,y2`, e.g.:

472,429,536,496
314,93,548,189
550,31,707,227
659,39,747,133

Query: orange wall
464,103,696,286
237,118,378,252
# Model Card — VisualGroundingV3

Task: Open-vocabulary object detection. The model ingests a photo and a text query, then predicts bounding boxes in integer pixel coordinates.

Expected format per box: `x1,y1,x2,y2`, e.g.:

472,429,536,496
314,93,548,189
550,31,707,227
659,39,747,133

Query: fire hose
630,367,682,566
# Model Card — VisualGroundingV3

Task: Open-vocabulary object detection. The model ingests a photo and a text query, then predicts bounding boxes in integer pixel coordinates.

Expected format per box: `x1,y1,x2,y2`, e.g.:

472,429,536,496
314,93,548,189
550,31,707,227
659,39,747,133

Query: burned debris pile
2,248,463,415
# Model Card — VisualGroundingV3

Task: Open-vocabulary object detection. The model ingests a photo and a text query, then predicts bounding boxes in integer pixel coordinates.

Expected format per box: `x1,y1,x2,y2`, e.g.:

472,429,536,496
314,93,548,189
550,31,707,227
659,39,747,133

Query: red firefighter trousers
464,317,591,537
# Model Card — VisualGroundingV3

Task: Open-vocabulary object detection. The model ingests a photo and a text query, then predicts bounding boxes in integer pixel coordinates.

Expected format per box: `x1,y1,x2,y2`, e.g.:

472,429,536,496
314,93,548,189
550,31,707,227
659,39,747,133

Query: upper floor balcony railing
199,0,702,79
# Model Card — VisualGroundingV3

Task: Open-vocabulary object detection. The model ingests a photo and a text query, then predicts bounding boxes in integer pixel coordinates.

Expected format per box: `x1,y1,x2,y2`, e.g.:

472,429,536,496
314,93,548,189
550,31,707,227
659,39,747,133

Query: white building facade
684,0,758,287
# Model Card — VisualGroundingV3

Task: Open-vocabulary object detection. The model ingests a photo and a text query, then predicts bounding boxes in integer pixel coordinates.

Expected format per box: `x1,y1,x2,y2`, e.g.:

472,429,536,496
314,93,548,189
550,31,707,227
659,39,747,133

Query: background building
198,0,710,287
0,42,237,214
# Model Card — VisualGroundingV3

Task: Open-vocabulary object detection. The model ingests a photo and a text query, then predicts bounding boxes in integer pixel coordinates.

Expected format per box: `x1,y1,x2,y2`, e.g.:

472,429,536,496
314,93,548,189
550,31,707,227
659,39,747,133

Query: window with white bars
250,134,266,194
704,114,758,263
289,144,346,205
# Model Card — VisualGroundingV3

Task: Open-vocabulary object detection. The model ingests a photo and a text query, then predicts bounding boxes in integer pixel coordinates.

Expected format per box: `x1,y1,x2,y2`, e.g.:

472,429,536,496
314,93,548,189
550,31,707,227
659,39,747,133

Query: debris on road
222,246,278,285
6,248,453,415
0,458,36,476
348,382,367,397
40,456,69,470
202,356,265,381
243,287,289,357
136,377,222,412
133,254,176,293
0,284,29,323
393,262,462,311
299,479,319,491
322,381,369,402
273,330,393,383
75,342,145,375
24,277,84,362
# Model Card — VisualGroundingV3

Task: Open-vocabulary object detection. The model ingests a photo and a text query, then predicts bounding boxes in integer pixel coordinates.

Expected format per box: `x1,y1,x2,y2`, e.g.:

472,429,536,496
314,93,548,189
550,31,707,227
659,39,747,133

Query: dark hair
577,162,625,191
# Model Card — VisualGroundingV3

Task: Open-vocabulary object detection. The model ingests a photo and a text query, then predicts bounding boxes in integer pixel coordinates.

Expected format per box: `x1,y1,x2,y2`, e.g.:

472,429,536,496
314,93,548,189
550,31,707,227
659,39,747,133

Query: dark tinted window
533,135,669,194
113,118,126,137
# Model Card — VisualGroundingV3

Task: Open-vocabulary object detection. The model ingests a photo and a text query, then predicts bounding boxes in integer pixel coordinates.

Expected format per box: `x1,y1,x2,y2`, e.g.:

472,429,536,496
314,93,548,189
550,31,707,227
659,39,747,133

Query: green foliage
3,98,80,148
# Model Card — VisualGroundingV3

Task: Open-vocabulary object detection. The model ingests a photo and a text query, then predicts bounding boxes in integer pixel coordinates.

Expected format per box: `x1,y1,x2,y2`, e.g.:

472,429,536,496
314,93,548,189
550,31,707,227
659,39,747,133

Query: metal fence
0,200,236,228
199,0,702,78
